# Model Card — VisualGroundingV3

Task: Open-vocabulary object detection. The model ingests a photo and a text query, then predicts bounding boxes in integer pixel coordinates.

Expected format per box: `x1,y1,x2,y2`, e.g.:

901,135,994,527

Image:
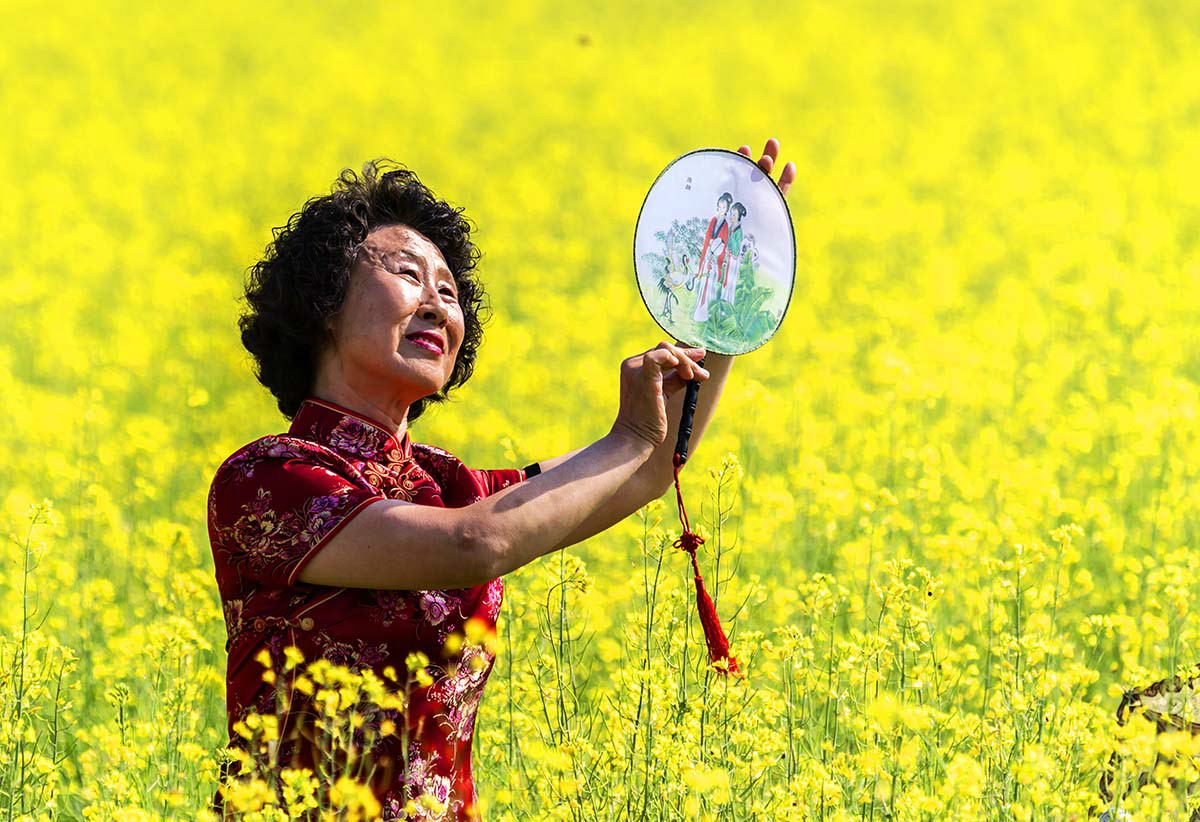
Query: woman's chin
388,360,449,396
391,372,447,404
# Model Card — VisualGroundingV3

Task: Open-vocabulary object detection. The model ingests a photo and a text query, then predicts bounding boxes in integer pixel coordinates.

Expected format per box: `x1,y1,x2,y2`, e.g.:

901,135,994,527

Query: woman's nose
420,293,448,326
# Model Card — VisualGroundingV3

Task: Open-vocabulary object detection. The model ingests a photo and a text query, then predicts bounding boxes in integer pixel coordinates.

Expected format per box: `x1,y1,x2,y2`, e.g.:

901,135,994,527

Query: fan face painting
634,148,796,355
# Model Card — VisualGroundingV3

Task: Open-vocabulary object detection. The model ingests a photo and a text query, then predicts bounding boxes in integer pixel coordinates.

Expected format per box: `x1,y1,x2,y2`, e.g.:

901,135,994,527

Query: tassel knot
672,529,705,556
671,454,741,677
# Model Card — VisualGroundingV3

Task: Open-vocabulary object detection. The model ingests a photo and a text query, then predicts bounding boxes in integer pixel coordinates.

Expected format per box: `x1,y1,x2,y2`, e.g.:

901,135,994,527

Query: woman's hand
611,341,710,448
737,137,796,194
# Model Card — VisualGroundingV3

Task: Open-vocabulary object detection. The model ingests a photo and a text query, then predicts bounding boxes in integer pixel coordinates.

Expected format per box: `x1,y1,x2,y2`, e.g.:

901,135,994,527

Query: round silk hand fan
633,148,797,677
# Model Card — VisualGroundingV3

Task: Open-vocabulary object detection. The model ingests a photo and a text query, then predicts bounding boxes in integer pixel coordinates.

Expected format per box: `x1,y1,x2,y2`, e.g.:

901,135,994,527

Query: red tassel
671,455,741,676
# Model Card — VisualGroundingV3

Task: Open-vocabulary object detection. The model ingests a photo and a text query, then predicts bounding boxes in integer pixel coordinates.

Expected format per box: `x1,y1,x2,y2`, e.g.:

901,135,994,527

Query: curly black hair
238,158,489,423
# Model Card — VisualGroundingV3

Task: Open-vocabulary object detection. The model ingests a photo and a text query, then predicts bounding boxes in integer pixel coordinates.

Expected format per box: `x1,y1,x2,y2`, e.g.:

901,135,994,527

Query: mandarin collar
289,397,413,464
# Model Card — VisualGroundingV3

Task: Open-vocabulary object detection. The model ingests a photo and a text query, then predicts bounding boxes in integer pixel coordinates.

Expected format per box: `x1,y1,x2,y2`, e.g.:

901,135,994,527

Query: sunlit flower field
4,0,1200,819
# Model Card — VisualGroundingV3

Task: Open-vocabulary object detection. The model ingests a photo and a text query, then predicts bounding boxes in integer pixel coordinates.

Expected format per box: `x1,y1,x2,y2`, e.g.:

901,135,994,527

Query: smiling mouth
405,332,444,354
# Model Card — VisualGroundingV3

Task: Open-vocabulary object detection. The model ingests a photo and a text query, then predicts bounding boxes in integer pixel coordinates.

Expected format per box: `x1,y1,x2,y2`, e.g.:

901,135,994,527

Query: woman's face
322,224,464,409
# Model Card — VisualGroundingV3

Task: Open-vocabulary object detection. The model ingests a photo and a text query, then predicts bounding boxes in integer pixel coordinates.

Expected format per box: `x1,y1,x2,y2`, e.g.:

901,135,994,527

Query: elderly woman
208,141,795,819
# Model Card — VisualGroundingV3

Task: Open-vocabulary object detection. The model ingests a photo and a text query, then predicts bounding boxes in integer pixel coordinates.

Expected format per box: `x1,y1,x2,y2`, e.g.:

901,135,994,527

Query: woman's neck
309,381,411,438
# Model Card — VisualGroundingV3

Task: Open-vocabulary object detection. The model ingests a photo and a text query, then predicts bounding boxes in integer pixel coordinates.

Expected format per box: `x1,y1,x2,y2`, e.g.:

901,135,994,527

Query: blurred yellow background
3,0,1200,818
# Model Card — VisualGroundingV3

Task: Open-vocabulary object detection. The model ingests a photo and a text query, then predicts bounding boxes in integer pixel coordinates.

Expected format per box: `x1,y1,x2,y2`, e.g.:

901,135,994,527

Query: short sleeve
209,444,384,589
470,467,527,497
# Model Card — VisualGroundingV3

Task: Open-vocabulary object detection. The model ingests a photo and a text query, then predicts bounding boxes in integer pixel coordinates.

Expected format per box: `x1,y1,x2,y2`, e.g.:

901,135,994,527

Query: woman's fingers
660,371,689,398
668,343,708,380
779,161,796,196
758,138,779,173
649,342,707,382
737,138,795,195
661,360,708,399
650,341,682,376
664,342,705,363
647,346,686,380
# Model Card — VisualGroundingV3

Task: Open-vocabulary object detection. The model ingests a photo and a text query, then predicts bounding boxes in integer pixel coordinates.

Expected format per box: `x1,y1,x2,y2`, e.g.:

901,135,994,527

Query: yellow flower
865,693,899,732
328,775,382,819
284,646,305,671
945,754,985,799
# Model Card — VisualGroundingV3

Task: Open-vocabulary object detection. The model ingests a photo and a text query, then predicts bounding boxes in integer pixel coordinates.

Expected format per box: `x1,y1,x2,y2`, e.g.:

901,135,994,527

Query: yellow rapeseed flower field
3,1,1200,819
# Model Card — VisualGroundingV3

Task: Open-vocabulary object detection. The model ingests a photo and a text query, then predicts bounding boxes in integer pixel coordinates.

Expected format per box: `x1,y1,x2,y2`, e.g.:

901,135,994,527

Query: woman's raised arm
531,349,734,550
295,343,708,590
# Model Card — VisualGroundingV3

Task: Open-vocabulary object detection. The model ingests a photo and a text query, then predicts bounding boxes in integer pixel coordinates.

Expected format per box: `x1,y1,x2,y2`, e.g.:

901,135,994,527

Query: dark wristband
522,462,541,478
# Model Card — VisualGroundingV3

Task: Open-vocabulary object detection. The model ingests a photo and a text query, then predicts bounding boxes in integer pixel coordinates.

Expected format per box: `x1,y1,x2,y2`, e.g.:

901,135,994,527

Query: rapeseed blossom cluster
4,0,1200,819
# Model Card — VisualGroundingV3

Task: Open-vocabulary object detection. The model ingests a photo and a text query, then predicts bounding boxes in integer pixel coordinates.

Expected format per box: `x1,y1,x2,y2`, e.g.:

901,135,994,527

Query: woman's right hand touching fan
611,341,709,448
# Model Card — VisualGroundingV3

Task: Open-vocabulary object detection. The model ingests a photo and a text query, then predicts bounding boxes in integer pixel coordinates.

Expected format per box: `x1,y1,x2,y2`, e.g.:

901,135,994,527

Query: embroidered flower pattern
222,598,244,637
225,485,361,578
363,458,422,500
373,590,412,627
480,578,504,619
428,644,495,742
394,744,461,821
329,416,388,459
314,632,390,671
419,591,455,626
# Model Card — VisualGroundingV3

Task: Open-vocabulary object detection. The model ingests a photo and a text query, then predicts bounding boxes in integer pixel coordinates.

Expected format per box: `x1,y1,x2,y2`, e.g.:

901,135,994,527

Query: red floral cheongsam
207,397,526,820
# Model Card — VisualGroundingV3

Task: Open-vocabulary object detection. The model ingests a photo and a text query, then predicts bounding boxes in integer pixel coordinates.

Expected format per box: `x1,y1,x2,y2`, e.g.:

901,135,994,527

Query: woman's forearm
536,353,735,489
462,426,656,576
300,345,705,591
300,428,656,591
523,352,735,552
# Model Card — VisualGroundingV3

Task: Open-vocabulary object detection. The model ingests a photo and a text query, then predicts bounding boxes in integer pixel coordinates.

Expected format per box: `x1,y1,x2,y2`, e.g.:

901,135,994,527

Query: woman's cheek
451,309,466,347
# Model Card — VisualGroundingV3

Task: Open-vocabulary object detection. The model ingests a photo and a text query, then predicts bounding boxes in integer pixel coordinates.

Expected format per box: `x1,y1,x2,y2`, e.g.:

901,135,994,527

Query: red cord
671,454,741,677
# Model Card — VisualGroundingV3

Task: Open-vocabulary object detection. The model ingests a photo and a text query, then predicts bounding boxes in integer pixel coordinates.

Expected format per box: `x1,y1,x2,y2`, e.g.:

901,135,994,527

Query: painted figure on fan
692,192,732,323
720,202,747,304
657,262,680,322
664,227,688,288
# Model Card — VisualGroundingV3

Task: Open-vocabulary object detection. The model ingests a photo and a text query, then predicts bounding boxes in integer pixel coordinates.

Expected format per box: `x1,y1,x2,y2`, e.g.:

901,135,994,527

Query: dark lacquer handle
673,355,706,465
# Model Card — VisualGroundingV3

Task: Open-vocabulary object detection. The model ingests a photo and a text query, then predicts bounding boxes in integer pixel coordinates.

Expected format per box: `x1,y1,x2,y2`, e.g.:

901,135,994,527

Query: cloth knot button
253,618,266,632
